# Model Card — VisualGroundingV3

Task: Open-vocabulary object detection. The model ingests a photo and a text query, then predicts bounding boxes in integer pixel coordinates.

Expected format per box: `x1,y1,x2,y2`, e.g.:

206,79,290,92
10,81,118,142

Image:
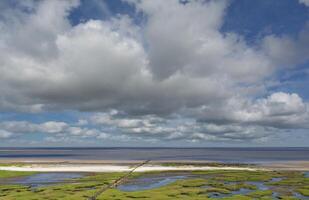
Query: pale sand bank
261,161,309,171
0,164,260,172
1,160,309,172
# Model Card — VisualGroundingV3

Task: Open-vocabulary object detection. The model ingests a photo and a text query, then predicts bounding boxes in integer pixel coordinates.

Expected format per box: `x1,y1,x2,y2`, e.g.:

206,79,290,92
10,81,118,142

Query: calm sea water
0,147,309,163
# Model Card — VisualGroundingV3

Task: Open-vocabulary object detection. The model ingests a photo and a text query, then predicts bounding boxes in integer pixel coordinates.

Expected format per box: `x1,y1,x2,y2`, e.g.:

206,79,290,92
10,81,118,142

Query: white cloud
0,0,308,143
262,26,309,68
89,111,274,142
40,121,68,133
0,120,104,138
193,92,309,129
0,121,68,134
0,0,271,114
132,0,275,83
91,111,163,129
0,130,13,138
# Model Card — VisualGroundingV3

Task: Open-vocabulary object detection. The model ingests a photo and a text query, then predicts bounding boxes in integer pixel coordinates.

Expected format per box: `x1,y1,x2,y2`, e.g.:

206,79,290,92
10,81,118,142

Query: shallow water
208,176,309,200
118,175,187,191
5,173,84,188
207,188,253,198
208,177,285,199
246,181,269,190
1,147,309,163
207,181,270,199
293,192,308,200
270,177,283,182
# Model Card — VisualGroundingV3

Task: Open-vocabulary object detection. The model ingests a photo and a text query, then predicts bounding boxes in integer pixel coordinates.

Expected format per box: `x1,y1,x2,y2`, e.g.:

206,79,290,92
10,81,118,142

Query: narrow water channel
118,175,187,191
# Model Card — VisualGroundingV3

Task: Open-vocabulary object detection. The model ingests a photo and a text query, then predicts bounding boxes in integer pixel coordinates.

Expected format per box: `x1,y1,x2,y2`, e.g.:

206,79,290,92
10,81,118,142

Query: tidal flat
0,165,308,200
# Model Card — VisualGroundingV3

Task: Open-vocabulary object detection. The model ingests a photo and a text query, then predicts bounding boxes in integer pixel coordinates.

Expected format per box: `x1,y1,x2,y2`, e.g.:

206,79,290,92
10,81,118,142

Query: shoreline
1,160,309,172
0,164,262,172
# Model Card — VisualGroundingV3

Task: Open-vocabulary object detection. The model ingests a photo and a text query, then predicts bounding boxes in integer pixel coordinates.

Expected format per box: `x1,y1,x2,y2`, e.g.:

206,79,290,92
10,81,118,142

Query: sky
0,0,308,147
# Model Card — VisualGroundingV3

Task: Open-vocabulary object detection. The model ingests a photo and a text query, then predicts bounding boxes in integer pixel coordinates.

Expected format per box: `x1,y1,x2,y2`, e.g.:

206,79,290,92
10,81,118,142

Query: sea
0,147,309,163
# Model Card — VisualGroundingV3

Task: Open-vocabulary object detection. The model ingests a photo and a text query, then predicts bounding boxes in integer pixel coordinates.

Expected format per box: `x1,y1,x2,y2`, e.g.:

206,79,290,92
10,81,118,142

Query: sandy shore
0,164,260,172
1,159,308,172
260,161,309,171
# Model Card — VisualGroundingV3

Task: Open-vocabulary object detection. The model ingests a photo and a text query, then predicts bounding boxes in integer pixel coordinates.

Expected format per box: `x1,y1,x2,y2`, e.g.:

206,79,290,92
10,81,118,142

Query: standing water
118,175,187,191
6,173,84,188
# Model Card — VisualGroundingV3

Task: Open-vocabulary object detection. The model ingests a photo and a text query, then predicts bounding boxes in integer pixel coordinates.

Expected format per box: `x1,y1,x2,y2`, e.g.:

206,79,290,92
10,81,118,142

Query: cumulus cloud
0,118,147,143
0,130,13,138
131,0,275,83
0,121,68,134
89,110,275,142
0,0,308,143
0,0,268,114
262,26,309,68
0,120,106,139
0,92,307,142
192,92,309,129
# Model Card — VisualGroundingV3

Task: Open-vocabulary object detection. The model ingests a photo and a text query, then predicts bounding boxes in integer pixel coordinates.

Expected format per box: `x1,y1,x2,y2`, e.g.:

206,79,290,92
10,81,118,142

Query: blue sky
0,0,308,147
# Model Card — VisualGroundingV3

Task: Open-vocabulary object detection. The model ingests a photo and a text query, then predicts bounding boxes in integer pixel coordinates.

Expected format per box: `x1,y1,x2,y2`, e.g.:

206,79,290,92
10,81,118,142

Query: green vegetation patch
0,169,308,199
0,170,36,179
297,188,309,196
